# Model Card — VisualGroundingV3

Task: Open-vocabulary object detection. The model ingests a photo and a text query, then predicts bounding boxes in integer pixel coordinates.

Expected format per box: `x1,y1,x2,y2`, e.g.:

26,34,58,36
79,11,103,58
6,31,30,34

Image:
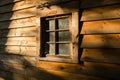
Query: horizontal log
80,0,120,8
0,37,36,46
0,0,21,6
0,7,36,21
0,0,35,13
26,66,106,80
0,62,25,74
81,49,120,64
0,27,36,37
83,62,120,79
0,17,36,29
37,1,79,17
0,70,25,80
81,19,120,34
0,46,37,56
81,5,120,21
0,55,37,66
81,34,120,48
37,61,83,74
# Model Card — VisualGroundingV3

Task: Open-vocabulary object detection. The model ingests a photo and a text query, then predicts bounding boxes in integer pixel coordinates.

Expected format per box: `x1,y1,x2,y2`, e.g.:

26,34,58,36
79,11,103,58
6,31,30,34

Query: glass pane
59,44,70,55
49,44,55,54
58,31,70,41
49,32,55,41
49,20,55,30
58,18,69,29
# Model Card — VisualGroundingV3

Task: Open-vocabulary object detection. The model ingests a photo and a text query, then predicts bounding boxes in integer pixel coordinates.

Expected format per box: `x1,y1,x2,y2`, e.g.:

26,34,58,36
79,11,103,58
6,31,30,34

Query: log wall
0,0,120,80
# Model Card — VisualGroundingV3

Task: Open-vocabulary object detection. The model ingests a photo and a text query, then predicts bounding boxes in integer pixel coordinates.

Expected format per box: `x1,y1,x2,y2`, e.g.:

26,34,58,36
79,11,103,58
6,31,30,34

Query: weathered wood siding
0,0,37,80
0,0,120,80
80,1,120,79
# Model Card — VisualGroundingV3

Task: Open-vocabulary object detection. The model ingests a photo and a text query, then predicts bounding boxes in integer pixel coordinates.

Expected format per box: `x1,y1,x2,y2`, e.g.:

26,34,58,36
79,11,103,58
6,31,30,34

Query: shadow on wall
0,0,83,80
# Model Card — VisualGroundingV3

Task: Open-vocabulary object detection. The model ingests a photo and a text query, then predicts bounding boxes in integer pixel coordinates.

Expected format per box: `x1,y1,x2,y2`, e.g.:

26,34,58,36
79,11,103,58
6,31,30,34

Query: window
37,12,79,63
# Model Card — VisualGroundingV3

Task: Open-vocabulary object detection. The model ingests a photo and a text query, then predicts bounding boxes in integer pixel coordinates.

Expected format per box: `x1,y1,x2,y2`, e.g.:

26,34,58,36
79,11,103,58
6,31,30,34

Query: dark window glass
58,31,70,41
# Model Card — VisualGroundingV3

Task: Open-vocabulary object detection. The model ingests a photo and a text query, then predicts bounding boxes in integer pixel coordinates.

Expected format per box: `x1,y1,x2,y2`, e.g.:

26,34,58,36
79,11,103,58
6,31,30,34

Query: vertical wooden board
81,5,120,21
81,49,120,64
0,0,35,13
0,17,36,29
83,62,120,79
0,7,36,21
81,34,120,48
81,19,120,34
80,0,120,8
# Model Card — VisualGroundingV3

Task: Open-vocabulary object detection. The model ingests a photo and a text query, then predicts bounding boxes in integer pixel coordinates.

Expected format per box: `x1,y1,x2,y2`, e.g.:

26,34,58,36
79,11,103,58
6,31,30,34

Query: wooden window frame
36,2,79,63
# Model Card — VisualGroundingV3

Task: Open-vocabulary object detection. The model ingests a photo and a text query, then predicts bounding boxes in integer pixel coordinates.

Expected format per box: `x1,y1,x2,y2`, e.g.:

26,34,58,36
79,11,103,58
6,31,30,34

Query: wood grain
81,5,120,21
80,0,120,8
0,27,36,37
0,7,36,21
81,34,120,48
0,17,36,29
81,19,120,34
81,49,120,64
0,0,35,13
83,62,120,79
0,37,36,46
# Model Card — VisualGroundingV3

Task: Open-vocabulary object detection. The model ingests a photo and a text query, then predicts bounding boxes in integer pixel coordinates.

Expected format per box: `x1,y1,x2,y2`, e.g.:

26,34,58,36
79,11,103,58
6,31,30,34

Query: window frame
36,2,79,63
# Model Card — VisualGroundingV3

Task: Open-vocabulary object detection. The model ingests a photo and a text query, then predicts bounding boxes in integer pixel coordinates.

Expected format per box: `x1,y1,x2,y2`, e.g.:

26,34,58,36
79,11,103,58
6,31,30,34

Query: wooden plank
0,17,36,29
0,55,37,66
0,7,36,21
81,5,120,21
0,62,25,74
0,70,25,80
37,1,79,17
26,66,106,80
37,61,83,74
0,37,36,46
0,0,35,13
0,0,21,6
80,0,120,9
81,49,120,64
83,62,120,79
81,34,120,48
81,19,120,34
0,27,36,37
0,46,36,56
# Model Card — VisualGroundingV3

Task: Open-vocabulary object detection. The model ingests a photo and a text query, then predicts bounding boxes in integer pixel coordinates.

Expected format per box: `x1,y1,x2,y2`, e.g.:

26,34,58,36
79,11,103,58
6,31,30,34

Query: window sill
39,56,72,63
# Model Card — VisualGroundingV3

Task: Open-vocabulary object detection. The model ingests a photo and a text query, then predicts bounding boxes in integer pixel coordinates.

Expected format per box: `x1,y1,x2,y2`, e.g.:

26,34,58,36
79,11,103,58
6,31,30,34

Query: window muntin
43,15,71,57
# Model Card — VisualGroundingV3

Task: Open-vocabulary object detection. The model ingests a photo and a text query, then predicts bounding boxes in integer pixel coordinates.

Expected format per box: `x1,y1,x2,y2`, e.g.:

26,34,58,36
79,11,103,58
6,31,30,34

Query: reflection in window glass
49,20,55,30
59,44,70,55
58,18,69,29
49,44,55,54
49,32,55,41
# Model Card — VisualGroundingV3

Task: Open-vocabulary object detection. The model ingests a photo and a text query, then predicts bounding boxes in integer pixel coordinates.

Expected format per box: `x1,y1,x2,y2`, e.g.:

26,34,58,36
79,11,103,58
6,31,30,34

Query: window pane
58,18,69,29
59,44,70,55
58,31,70,41
49,20,55,30
49,44,55,54
49,32,55,41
